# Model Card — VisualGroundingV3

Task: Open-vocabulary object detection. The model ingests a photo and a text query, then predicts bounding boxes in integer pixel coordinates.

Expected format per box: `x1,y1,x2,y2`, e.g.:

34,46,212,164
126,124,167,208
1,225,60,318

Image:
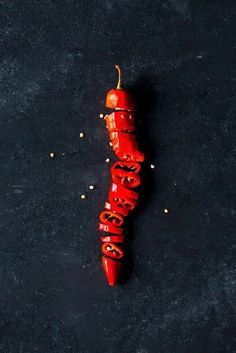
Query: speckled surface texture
0,1,235,352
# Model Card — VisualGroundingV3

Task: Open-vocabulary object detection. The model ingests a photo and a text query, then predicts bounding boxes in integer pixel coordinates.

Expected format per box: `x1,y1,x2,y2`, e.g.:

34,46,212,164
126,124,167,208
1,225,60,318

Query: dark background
0,1,235,352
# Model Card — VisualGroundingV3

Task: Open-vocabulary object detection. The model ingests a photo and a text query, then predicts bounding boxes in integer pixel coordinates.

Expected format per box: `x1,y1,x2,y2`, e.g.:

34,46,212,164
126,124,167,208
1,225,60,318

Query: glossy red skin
98,222,123,235
110,182,139,200
100,235,124,243
105,88,135,111
105,201,129,217
112,169,141,189
109,132,144,162
111,161,141,174
99,210,124,227
105,111,135,133
102,256,122,286
102,242,124,259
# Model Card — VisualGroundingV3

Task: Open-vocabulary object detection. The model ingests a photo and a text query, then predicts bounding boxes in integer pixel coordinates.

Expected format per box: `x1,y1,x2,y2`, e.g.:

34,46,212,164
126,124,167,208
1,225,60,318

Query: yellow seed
49,152,55,158
164,208,169,214
106,158,110,163
79,132,84,138
81,194,87,199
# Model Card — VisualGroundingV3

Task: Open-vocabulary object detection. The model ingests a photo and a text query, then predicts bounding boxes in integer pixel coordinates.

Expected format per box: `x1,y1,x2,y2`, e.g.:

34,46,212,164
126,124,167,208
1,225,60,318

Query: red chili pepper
112,169,141,189
102,242,124,259
105,201,129,217
105,111,135,133
110,182,139,200
105,65,135,111
108,192,137,212
100,235,124,243
110,132,144,162
99,210,124,227
98,223,123,235
111,161,141,174
102,256,122,286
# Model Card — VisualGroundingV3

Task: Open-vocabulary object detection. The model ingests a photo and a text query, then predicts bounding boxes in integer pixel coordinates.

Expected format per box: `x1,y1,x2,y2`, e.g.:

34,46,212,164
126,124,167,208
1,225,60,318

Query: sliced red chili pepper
112,169,141,189
99,210,124,227
111,161,141,174
98,223,123,235
106,111,135,133
100,235,124,243
109,192,137,211
109,132,144,162
105,201,129,217
110,182,139,200
102,256,122,286
102,242,124,259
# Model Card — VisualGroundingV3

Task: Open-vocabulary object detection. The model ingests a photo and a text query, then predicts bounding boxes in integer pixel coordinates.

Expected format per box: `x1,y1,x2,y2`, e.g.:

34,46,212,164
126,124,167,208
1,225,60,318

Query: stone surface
0,1,235,352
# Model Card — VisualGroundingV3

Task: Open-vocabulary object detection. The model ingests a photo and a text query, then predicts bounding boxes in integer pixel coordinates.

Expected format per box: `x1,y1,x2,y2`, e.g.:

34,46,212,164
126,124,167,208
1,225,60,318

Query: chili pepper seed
89,185,95,190
79,132,85,138
106,158,110,163
49,152,55,158
109,142,113,146
99,114,104,119
150,164,155,169
164,208,169,214
81,194,87,200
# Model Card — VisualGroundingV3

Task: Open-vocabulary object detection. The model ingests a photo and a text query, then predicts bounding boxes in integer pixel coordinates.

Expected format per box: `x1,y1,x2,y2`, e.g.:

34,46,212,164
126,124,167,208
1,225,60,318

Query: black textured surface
0,1,235,352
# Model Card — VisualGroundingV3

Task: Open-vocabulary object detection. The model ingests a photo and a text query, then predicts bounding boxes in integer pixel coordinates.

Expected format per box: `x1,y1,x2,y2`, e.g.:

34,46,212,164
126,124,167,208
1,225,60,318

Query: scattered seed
89,185,95,190
164,208,169,214
106,158,110,163
99,114,104,119
49,152,55,158
81,194,87,199
150,164,155,169
106,246,111,250
79,132,84,138
109,142,113,146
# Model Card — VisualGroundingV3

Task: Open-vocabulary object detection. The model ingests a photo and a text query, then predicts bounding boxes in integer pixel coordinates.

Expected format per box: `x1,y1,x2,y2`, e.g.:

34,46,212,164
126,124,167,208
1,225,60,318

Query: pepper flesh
98,222,123,235
112,169,141,189
105,111,135,133
102,256,122,287
100,235,124,243
110,132,144,162
105,201,129,217
99,210,124,227
111,160,141,174
110,182,139,200
102,242,124,259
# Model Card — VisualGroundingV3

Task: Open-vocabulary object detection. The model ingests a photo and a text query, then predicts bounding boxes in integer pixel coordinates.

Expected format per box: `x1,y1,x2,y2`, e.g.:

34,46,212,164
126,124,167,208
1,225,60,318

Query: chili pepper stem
115,65,122,89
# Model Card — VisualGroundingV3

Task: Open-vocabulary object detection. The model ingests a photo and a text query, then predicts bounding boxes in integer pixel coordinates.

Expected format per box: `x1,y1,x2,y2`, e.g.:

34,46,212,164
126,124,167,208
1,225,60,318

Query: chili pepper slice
102,242,124,259
111,161,141,174
100,235,124,243
105,201,129,217
99,210,124,227
102,256,122,286
110,182,139,200
112,169,141,189
98,222,123,235
106,111,135,133
109,132,144,162
109,192,137,211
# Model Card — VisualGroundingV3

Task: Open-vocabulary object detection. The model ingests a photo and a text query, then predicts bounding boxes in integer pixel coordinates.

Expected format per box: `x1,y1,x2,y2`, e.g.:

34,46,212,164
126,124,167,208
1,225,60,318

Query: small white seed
164,208,169,214
106,158,110,163
150,164,155,169
99,114,104,119
89,185,95,190
81,194,87,199
49,152,55,158
109,142,113,146
79,132,84,138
